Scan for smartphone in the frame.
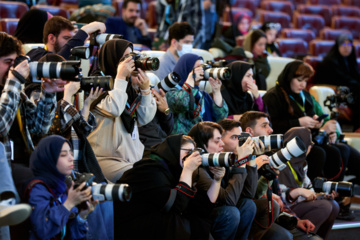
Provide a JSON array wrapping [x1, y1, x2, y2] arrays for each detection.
[[316, 114, 329, 121]]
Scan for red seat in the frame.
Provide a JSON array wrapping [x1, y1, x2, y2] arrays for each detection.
[[308, 0, 341, 5], [112, 0, 123, 17], [232, 0, 257, 17], [297, 4, 332, 26], [260, 1, 294, 17], [320, 28, 353, 41], [223, 7, 253, 22], [145, 1, 157, 28], [0, 18, 19, 36], [354, 44, 360, 58], [293, 13, 325, 36], [31, 5, 70, 18], [259, 10, 291, 28], [332, 16, 360, 39], [276, 38, 308, 58], [0, 1, 28, 19], [304, 55, 323, 70], [281, 28, 316, 43], [343, 0, 360, 7], [309, 40, 335, 57], [332, 6, 360, 18]]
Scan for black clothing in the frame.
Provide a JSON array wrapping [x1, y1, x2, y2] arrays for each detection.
[[14, 9, 48, 44], [266, 43, 281, 57], [253, 55, 270, 90]]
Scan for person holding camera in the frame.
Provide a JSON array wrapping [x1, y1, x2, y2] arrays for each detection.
[[114, 134, 225, 239], [28, 135, 98, 239], [166, 53, 228, 134], [87, 39, 156, 182], [187, 121, 259, 240]]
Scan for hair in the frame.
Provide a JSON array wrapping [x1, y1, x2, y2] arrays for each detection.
[[218, 119, 241, 132], [38, 53, 65, 63], [168, 22, 195, 44], [43, 16, 74, 44], [240, 111, 269, 130], [294, 62, 314, 80], [250, 29, 267, 51], [123, 0, 142, 9], [188, 122, 223, 150], [0, 32, 22, 57], [181, 135, 195, 147]]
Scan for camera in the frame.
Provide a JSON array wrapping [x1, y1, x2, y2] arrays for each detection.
[[275, 212, 298, 230], [184, 148, 236, 167], [122, 52, 160, 71], [13, 55, 30, 68], [90, 30, 124, 46], [81, 76, 113, 94], [238, 133, 284, 151], [153, 72, 180, 93], [199, 64, 232, 81], [70, 46, 90, 60], [313, 177, 353, 197], [268, 136, 306, 170], [258, 164, 278, 181], [324, 86, 354, 119], [29, 60, 82, 82], [313, 130, 329, 146]]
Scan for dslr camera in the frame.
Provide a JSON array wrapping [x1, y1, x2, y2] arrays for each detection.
[[238, 132, 284, 151], [184, 148, 236, 167], [122, 52, 160, 71], [13, 55, 30, 68], [313, 177, 353, 197], [324, 86, 354, 119], [199, 63, 232, 81], [313, 130, 329, 146], [90, 30, 124, 46], [152, 71, 180, 93]]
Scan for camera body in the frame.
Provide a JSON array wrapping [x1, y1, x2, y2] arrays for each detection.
[[153, 71, 180, 93], [313, 130, 329, 146], [313, 177, 353, 197], [123, 52, 160, 71], [324, 86, 354, 119], [206, 60, 227, 68], [238, 133, 284, 151], [199, 64, 232, 81], [258, 164, 278, 180], [275, 212, 298, 230], [90, 30, 124, 46], [183, 148, 236, 167], [13, 55, 30, 68]]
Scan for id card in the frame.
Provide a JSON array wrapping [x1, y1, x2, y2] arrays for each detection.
[[132, 125, 138, 140]]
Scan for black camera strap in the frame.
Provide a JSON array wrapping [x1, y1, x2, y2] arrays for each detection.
[[233, 155, 251, 168], [124, 94, 142, 117], [254, 182, 274, 229], [182, 83, 203, 119]]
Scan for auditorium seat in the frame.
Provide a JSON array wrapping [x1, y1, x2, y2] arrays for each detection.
[[260, 1, 294, 17], [354, 44, 360, 58], [141, 50, 165, 59], [0, 18, 19, 36], [192, 49, 214, 62], [59, 0, 78, 9], [304, 55, 323, 70], [309, 40, 334, 57], [332, 16, 360, 39], [266, 56, 294, 90], [112, 0, 123, 17], [281, 28, 316, 43], [308, 0, 341, 5], [332, 6, 360, 18], [276, 38, 308, 58], [293, 13, 325, 36], [297, 4, 332, 26], [259, 10, 291, 28], [320, 28, 353, 41], [146, 1, 157, 28], [232, 0, 257, 17], [343, 0, 360, 7], [223, 7, 253, 22], [0, 1, 28, 19], [31, 5, 70, 18]]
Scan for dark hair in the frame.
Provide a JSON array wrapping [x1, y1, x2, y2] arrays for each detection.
[[250, 29, 267, 51], [43, 16, 74, 44], [181, 135, 195, 147], [188, 122, 223, 151], [294, 62, 314, 79], [240, 111, 269, 130], [123, 0, 142, 9], [168, 22, 195, 44], [218, 119, 241, 132], [38, 53, 65, 63], [0, 32, 22, 57]]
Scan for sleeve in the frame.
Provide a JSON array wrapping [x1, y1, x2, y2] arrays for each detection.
[[136, 93, 157, 127], [57, 29, 89, 60], [0, 79, 22, 137], [67, 212, 88, 239], [166, 88, 191, 114], [24, 89, 56, 135], [157, 111, 174, 135], [212, 98, 229, 122], [254, 95, 265, 113], [255, 176, 270, 199], [241, 165, 258, 198]]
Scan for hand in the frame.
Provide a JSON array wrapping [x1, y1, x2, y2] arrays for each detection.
[[137, 69, 150, 90], [134, 18, 148, 36], [183, 151, 202, 173], [299, 116, 319, 129], [297, 219, 315, 234], [186, 66, 204, 87], [237, 137, 254, 159], [328, 132, 337, 144], [78, 199, 99, 219], [84, 87, 104, 106], [81, 21, 106, 35], [209, 167, 225, 182], [9, 59, 30, 80], [247, 79, 259, 99], [63, 182, 92, 211], [255, 155, 269, 170], [299, 188, 316, 201], [42, 79, 68, 93], [152, 88, 169, 113], [63, 82, 80, 103], [253, 139, 266, 155], [272, 193, 284, 211], [116, 56, 135, 79], [312, 115, 323, 129], [208, 77, 222, 94], [203, 0, 212, 10], [320, 120, 337, 133]]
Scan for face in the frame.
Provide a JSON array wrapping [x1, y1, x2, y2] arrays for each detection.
[[265, 29, 277, 44], [290, 76, 308, 94], [176, 34, 194, 51], [122, 47, 134, 79], [338, 40, 353, 57], [205, 129, 224, 153], [54, 29, 74, 53], [122, 2, 141, 25], [253, 37, 267, 56], [194, 59, 203, 68], [56, 142, 74, 176], [0, 53, 17, 83], [222, 127, 242, 153], [241, 68, 255, 92], [247, 117, 273, 137], [179, 142, 195, 167], [238, 18, 250, 34]]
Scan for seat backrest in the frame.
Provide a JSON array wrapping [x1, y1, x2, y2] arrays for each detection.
[[112, 0, 123, 17], [343, 0, 360, 7], [145, 1, 157, 28], [192, 49, 214, 62], [22, 44, 45, 54], [276, 38, 308, 58], [31, 5, 70, 18], [266, 56, 294, 90], [141, 50, 165, 59], [281, 28, 316, 43], [297, 4, 332, 26], [232, 0, 257, 17], [260, 1, 294, 17], [304, 55, 323, 70], [319, 28, 352, 40], [259, 10, 291, 28], [332, 6, 360, 17], [331, 16, 360, 39], [133, 44, 151, 51], [309, 86, 335, 114], [308, 0, 341, 5], [208, 48, 226, 58], [0, 1, 28, 18], [223, 7, 253, 22], [309, 40, 334, 57], [354, 44, 360, 58], [293, 13, 325, 36], [0, 18, 19, 36]]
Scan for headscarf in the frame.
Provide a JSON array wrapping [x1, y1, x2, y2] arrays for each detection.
[[235, 13, 251, 36], [14, 9, 50, 44], [30, 135, 71, 196], [242, 29, 267, 55], [173, 53, 203, 86], [221, 61, 254, 115], [278, 127, 312, 188], [276, 60, 303, 95]]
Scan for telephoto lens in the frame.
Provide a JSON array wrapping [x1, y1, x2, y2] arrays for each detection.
[[252, 134, 284, 150], [134, 56, 160, 71], [70, 46, 90, 59], [29, 60, 82, 81], [95, 33, 124, 46], [201, 64, 232, 81], [81, 76, 114, 94], [238, 132, 251, 146], [268, 136, 306, 171], [91, 183, 132, 202], [201, 152, 236, 167], [153, 72, 180, 93], [313, 177, 354, 197]]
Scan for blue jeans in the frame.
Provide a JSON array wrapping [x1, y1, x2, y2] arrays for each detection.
[[236, 198, 257, 240]]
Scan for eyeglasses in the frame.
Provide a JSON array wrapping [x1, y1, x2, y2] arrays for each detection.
[[266, 22, 281, 30], [341, 42, 353, 47]]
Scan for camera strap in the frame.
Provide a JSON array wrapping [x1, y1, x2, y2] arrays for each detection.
[[289, 91, 306, 114], [124, 95, 142, 117], [10, 69, 26, 84], [253, 182, 274, 229], [182, 83, 203, 119], [233, 155, 251, 167], [287, 162, 303, 187]]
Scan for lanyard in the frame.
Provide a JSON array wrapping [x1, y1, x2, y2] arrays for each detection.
[[182, 83, 203, 119], [125, 94, 142, 117], [287, 162, 303, 187], [289, 91, 306, 114]]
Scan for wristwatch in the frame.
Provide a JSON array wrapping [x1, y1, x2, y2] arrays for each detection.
[[164, 108, 170, 116]]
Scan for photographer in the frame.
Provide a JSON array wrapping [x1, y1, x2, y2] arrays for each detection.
[[87, 39, 156, 182], [166, 53, 228, 134], [28, 135, 98, 239], [188, 121, 258, 240]]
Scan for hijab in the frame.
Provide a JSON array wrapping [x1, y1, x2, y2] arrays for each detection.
[[235, 13, 251, 36], [14, 9, 50, 44], [276, 60, 303, 95], [278, 127, 312, 188], [243, 29, 267, 55], [30, 135, 71, 196], [173, 53, 203, 86], [222, 61, 254, 115]]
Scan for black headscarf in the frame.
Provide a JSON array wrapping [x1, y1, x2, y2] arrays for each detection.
[[221, 61, 254, 115], [14, 9, 49, 44], [276, 60, 303, 95], [278, 127, 312, 188], [30, 135, 71, 196]]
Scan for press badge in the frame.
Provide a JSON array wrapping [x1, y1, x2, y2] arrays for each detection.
[[132, 125, 138, 140]]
